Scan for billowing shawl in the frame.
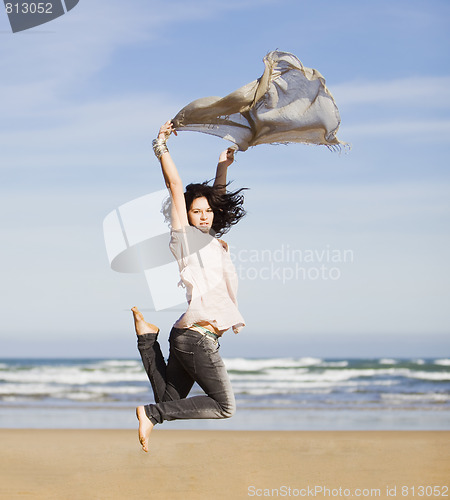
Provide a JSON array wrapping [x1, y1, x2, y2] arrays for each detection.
[[172, 50, 345, 151]]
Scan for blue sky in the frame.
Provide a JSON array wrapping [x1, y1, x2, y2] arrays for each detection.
[[0, 0, 449, 358]]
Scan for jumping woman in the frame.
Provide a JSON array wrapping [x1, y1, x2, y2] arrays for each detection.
[[132, 120, 247, 452]]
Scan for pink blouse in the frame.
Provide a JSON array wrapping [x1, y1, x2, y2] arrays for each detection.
[[170, 226, 245, 334]]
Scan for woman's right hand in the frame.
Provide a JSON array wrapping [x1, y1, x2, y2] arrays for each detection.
[[158, 120, 177, 140]]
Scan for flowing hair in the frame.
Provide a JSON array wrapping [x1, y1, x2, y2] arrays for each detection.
[[162, 180, 248, 237]]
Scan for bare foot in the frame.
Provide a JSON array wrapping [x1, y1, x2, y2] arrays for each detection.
[[131, 307, 159, 336], [136, 405, 154, 452]]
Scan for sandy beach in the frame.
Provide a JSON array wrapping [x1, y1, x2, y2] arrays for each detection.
[[0, 430, 448, 499]]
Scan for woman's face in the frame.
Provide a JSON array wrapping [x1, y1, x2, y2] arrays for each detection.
[[188, 196, 214, 232]]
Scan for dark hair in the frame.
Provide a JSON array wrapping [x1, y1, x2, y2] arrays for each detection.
[[162, 180, 248, 237]]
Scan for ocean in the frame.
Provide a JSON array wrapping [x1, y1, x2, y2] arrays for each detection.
[[0, 357, 449, 430]]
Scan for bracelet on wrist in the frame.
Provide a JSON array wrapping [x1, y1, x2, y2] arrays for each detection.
[[152, 138, 169, 160]]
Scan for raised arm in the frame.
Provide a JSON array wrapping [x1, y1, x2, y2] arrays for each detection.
[[213, 147, 235, 194], [153, 121, 189, 230]]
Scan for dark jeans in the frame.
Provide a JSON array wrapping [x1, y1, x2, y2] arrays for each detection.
[[137, 327, 236, 425]]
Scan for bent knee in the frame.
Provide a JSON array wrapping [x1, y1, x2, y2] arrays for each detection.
[[219, 399, 236, 419]]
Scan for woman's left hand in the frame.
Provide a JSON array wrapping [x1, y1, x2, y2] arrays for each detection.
[[218, 148, 235, 167]]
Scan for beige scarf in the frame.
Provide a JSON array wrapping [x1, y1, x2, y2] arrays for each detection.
[[172, 50, 345, 151]]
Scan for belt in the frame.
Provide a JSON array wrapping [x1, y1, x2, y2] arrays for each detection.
[[192, 323, 220, 342]]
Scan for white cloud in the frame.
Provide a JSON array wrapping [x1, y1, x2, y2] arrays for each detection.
[[0, 0, 280, 169], [0, 92, 183, 169], [0, 0, 275, 89], [332, 76, 450, 108], [340, 118, 450, 141], [329, 76, 450, 140]]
